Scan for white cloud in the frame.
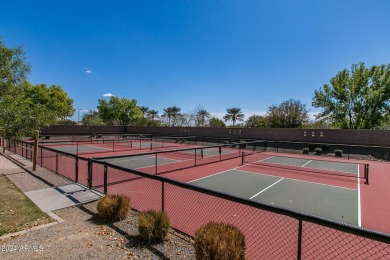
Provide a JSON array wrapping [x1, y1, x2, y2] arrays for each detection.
[[82, 67, 93, 74], [103, 93, 115, 97]]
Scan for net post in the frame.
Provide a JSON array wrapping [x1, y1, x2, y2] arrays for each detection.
[[347, 146, 350, 160], [112, 140, 115, 152], [241, 152, 245, 165], [201, 148, 204, 159], [76, 141, 79, 156], [150, 142, 153, 151], [103, 163, 108, 194], [365, 164, 369, 185]]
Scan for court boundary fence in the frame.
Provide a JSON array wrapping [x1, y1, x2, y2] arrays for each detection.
[[3, 138, 390, 259]]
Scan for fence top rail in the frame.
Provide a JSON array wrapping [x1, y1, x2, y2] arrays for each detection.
[[92, 140, 266, 160], [266, 140, 390, 150], [91, 158, 390, 243]]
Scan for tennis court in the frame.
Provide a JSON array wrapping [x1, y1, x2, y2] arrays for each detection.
[[189, 168, 359, 225]]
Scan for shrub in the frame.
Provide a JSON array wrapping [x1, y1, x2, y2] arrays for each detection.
[[314, 148, 322, 155], [194, 221, 246, 260], [334, 149, 343, 157], [302, 148, 309, 154], [138, 210, 170, 244], [96, 194, 130, 222]]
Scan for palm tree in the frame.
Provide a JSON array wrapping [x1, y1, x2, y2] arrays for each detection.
[[223, 107, 244, 128], [147, 109, 159, 120], [196, 109, 210, 127], [162, 107, 173, 126], [138, 106, 149, 118], [170, 106, 181, 126]]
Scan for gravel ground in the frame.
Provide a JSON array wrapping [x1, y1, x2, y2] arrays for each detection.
[[0, 153, 195, 259], [0, 201, 195, 259]]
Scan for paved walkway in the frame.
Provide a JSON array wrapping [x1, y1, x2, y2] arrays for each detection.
[[0, 151, 102, 219]]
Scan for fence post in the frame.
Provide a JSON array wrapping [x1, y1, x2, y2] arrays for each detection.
[[104, 163, 108, 194], [88, 159, 92, 189], [297, 220, 303, 260], [75, 157, 79, 182], [161, 181, 165, 212], [155, 153, 158, 174], [55, 153, 59, 174], [40, 146, 43, 166], [194, 148, 197, 167]]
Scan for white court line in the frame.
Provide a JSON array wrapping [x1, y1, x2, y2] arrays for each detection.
[[301, 160, 312, 167], [258, 156, 275, 162], [358, 164, 361, 227], [187, 165, 244, 183], [250, 178, 284, 200]]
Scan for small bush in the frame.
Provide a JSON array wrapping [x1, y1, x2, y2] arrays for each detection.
[[334, 149, 343, 157], [314, 148, 322, 155], [194, 221, 246, 260], [96, 194, 130, 222], [302, 148, 309, 154], [138, 210, 170, 244]]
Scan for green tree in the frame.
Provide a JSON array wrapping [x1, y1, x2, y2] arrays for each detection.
[[0, 38, 31, 97], [21, 82, 74, 120], [162, 106, 181, 126], [171, 106, 181, 126], [0, 40, 75, 138], [223, 108, 244, 128], [267, 99, 308, 128], [313, 63, 390, 129], [82, 110, 105, 126], [146, 110, 159, 120], [195, 107, 210, 127], [97, 96, 142, 125], [138, 106, 149, 118], [245, 114, 268, 128], [56, 119, 77, 125], [208, 117, 226, 127]]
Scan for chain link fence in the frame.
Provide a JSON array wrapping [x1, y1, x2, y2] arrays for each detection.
[[3, 138, 390, 259]]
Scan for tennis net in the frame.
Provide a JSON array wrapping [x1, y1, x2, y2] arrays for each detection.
[[241, 152, 369, 184]]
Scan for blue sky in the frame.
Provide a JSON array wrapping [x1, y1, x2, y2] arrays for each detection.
[[1, 0, 390, 122]]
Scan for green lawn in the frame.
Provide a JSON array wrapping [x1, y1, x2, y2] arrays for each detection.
[[0, 175, 53, 236]]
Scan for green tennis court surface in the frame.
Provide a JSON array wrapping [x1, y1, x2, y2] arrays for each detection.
[[189, 169, 359, 225], [51, 145, 111, 153], [101, 155, 178, 170], [260, 156, 359, 174]]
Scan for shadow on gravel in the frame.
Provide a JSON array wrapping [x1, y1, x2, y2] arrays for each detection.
[[77, 203, 171, 260]]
